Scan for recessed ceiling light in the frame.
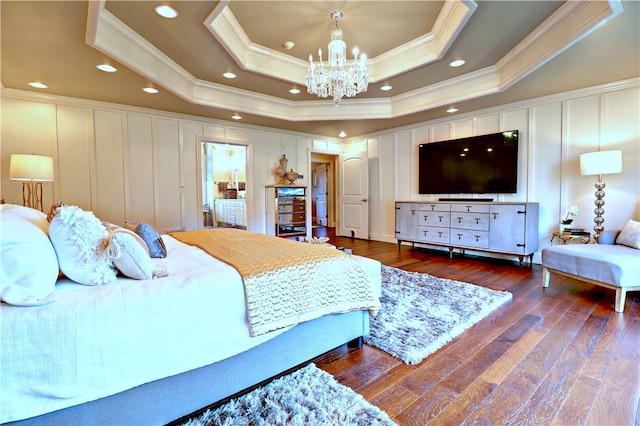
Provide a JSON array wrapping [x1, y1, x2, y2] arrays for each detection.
[[380, 85, 392, 91], [28, 82, 48, 89], [231, 114, 242, 120], [143, 87, 159, 94], [155, 5, 178, 19], [289, 88, 301, 94], [96, 64, 117, 73], [446, 107, 458, 113], [223, 72, 236, 79], [283, 41, 295, 50], [339, 131, 347, 138], [449, 59, 466, 67]]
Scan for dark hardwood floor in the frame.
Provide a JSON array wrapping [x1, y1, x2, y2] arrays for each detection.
[[311, 227, 640, 425]]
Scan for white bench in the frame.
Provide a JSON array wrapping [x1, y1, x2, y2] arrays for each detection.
[[542, 230, 640, 312]]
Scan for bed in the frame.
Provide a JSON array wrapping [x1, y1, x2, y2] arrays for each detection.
[[0, 204, 382, 425]]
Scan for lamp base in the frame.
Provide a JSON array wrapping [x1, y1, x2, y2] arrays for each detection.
[[22, 181, 44, 212], [592, 176, 605, 242]]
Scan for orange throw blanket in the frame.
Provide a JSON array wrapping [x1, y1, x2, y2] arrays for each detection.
[[170, 229, 380, 336]]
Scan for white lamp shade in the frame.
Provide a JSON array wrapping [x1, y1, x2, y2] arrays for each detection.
[[9, 154, 54, 182], [580, 150, 622, 176]]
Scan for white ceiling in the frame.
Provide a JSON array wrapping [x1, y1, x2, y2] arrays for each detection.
[[1, 1, 638, 139]]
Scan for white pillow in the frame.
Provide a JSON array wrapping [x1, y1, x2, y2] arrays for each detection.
[[49, 205, 117, 285], [616, 219, 640, 249], [109, 232, 155, 280], [0, 204, 58, 306]]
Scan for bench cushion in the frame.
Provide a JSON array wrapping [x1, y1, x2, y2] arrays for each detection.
[[542, 244, 640, 288]]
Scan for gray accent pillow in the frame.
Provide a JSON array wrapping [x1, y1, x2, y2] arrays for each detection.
[[125, 221, 167, 258]]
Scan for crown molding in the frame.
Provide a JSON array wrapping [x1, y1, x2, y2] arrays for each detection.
[[84, 0, 621, 123], [496, 0, 623, 90]]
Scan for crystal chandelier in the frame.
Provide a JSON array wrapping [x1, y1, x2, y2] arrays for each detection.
[[306, 11, 369, 106]]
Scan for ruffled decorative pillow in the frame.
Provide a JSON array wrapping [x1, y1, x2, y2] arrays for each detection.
[[616, 219, 640, 249], [0, 204, 58, 306], [49, 206, 117, 285]]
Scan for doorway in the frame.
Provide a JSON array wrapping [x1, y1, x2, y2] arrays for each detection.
[[201, 141, 247, 229], [310, 153, 337, 229]]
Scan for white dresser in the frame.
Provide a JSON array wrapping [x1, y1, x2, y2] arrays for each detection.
[[395, 201, 539, 265], [214, 199, 246, 228]]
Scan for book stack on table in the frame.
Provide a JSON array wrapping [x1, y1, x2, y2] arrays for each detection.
[[562, 228, 590, 235]]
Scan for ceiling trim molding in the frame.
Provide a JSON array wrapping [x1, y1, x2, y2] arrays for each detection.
[[87, 1, 196, 100], [206, 0, 477, 85], [392, 67, 500, 115], [3, 78, 637, 140], [369, 0, 477, 81], [496, 0, 623, 90], [203, 4, 309, 85], [85, 0, 621, 123]]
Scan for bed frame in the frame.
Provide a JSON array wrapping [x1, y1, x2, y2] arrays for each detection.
[[8, 310, 369, 425]]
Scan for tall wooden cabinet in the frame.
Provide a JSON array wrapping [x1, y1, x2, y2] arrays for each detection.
[[266, 186, 307, 237], [395, 201, 539, 265]]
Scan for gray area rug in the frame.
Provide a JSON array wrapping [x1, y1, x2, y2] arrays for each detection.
[[181, 363, 395, 426], [365, 265, 512, 365]]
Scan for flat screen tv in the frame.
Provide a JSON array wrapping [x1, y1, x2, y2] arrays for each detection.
[[419, 130, 519, 194]]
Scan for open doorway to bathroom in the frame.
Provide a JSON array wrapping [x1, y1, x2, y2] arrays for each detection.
[[201, 141, 247, 229], [310, 153, 337, 230]]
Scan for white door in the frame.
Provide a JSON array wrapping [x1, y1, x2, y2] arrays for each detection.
[[338, 151, 369, 239], [316, 164, 328, 226]]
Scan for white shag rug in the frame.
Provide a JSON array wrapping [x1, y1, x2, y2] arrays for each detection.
[[365, 265, 512, 365], [181, 363, 396, 426]]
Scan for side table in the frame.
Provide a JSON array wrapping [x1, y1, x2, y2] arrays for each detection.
[[550, 232, 591, 245]]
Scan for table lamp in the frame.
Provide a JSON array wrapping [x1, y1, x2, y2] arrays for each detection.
[[9, 154, 54, 212], [579, 150, 622, 241]]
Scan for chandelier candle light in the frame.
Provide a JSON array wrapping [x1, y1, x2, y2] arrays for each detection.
[[306, 11, 369, 106]]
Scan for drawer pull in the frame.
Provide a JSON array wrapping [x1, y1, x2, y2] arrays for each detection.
[[457, 217, 463, 223], [475, 217, 481, 224], [438, 215, 444, 222]]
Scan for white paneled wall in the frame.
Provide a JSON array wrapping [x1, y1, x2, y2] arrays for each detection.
[[347, 79, 639, 262], [1, 79, 638, 264], [0, 93, 343, 234]]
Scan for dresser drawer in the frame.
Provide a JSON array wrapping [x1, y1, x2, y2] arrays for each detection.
[[451, 204, 490, 214], [450, 212, 489, 231], [416, 226, 450, 244], [419, 203, 450, 212], [417, 210, 450, 227], [450, 230, 489, 248]]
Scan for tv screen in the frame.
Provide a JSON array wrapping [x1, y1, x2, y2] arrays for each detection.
[[419, 130, 519, 194]]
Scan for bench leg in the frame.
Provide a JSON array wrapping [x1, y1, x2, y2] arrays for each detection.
[[614, 288, 627, 313], [542, 267, 551, 288]]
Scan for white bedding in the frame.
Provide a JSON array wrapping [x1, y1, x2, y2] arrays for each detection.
[[0, 235, 293, 423]]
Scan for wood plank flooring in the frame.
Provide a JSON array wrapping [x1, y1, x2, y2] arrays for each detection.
[[312, 227, 640, 425]]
